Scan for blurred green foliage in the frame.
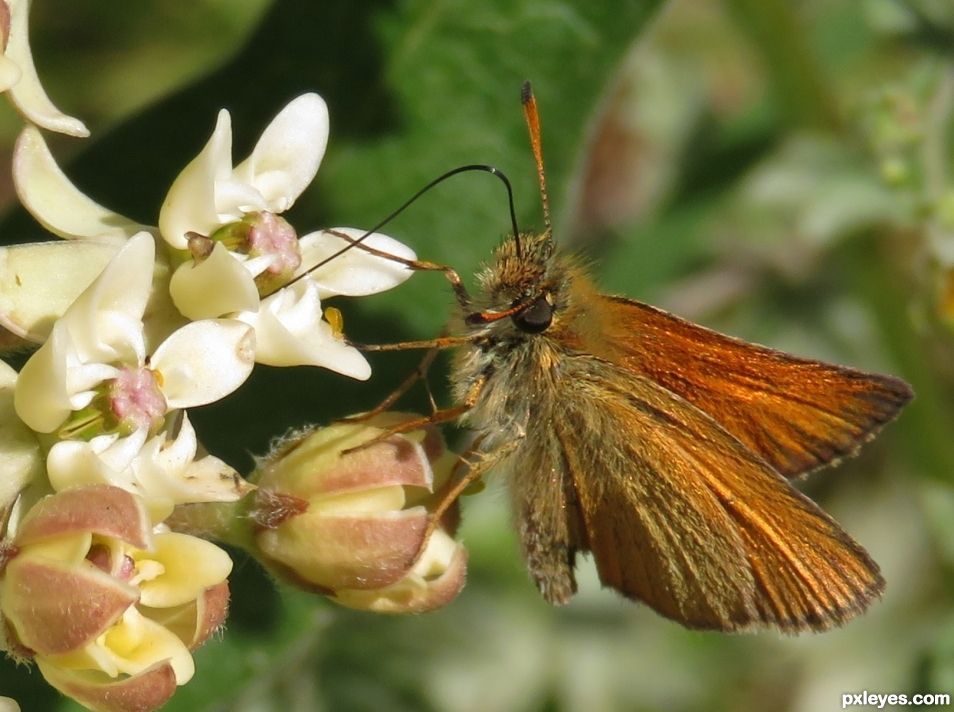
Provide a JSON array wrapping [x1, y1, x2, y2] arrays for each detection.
[[2, 0, 954, 710]]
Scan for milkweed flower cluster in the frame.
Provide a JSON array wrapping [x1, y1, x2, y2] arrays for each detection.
[[0, 5, 468, 710]]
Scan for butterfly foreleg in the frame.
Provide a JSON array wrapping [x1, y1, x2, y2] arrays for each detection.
[[326, 228, 471, 309], [339, 347, 441, 426], [341, 372, 487, 456]]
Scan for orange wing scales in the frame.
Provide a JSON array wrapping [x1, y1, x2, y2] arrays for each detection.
[[593, 296, 912, 478], [546, 356, 883, 632]]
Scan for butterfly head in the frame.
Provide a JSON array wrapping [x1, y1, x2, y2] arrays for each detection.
[[465, 231, 566, 335]]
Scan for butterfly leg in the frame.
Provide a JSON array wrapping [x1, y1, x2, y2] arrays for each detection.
[[423, 432, 519, 543], [326, 228, 471, 308], [350, 334, 478, 352], [341, 373, 487, 455], [339, 347, 441, 425]]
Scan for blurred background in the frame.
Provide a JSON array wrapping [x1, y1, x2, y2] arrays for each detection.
[[1, 0, 953, 710]]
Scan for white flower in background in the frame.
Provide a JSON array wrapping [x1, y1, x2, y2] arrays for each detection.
[[5, 94, 417, 378], [0, 0, 88, 136], [159, 93, 329, 253], [13, 233, 255, 506]]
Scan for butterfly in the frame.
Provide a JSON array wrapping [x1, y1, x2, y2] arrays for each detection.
[[350, 82, 912, 632]]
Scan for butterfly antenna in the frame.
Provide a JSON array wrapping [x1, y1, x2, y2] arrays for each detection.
[[521, 81, 552, 239], [274, 163, 520, 295]]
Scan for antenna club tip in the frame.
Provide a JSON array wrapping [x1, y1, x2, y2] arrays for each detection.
[[521, 80, 533, 105]]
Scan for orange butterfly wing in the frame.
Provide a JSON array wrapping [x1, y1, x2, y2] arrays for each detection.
[[546, 356, 883, 631], [591, 296, 912, 478]]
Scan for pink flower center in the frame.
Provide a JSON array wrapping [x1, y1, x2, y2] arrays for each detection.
[[246, 211, 302, 275], [109, 367, 167, 433]]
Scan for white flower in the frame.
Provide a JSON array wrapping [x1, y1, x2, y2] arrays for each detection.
[[1, 0, 88, 136], [45, 412, 252, 518], [233, 227, 417, 376], [159, 93, 328, 250], [159, 94, 328, 326], [158, 93, 416, 375], [14, 233, 255, 436], [0, 358, 43, 520]]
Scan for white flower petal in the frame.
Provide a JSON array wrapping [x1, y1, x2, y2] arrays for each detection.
[[5, 0, 88, 137], [58, 232, 154, 364], [93, 429, 151, 474], [12, 126, 148, 241], [171, 452, 247, 501], [169, 242, 260, 320], [46, 429, 149, 495], [298, 228, 416, 298], [242, 253, 276, 279], [0, 54, 22, 92], [121, 413, 249, 507], [62, 361, 119, 411], [46, 438, 128, 492], [0, 360, 42, 512], [150, 319, 255, 408], [0, 239, 120, 341], [159, 109, 234, 249], [15, 323, 72, 432], [213, 177, 266, 217], [152, 412, 198, 472], [239, 283, 370, 377], [233, 93, 328, 211]]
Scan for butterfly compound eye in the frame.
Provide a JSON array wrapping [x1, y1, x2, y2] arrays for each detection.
[[512, 295, 553, 333]]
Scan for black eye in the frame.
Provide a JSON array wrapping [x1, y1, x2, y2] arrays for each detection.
[[512, 296, 553, 333]]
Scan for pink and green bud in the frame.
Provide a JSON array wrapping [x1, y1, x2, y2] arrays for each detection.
[[0, 485, 232, 711], [333, 527, 467, 614], [247, 413, 467, 613], [1, 485, 151, 658], [36, 658, 178, 712]]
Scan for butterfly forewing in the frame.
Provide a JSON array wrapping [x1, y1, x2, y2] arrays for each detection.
[[590, 296, 912, 478], [537, 355, 883, 632]]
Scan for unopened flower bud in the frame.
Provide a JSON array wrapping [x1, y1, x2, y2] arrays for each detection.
[[333, 527, 467, 614], [0, 485, 232, 710], [248, 414, 467, 613]]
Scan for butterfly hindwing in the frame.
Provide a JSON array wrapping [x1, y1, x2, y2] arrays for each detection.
[[534, 355, 884, 631]]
